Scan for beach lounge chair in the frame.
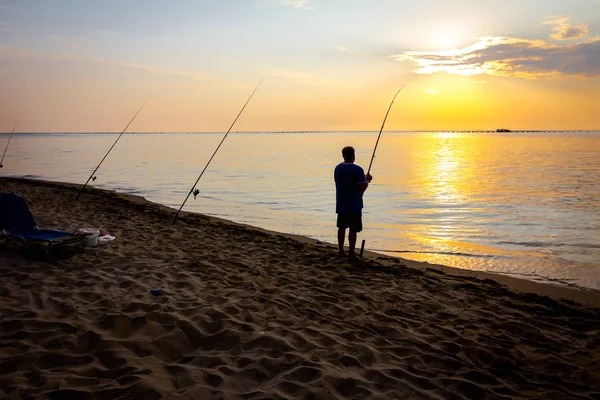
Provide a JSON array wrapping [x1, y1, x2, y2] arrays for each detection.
[[0, 193, 86, 255]]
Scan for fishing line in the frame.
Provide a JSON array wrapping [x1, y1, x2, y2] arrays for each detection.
[[172, 79, 264, 225], [0, 122, 18, 168], [76, 96, 151, 200]]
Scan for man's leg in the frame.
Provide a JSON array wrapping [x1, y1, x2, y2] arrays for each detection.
[[338, 227, 347, 257], [348, 229, 357, 259]]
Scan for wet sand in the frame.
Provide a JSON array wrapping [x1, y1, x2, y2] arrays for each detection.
[[1, 177, 599, 399]]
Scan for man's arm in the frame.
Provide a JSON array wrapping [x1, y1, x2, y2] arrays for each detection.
[[359, 173, 373, 192]]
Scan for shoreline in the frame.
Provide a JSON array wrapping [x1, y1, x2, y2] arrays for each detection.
[[3, 176, 599, 308], [1, 176, 599, 399]]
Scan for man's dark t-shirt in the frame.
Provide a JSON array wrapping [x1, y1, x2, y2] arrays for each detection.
[[334, 162, 367, 214]]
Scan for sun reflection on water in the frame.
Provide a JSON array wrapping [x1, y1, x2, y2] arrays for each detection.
[[405, 132, 488, 260]]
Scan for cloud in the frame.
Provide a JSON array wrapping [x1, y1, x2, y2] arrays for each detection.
[[91, 57, 217, 82], [0, 44, 242, 86], [392, 36, 600, 79], [268, 68, 350, 87], [0, 4, 15, 11], [267, 0, 313, 9], [545, 17, 589, 40], [426, 89, 438, 95]]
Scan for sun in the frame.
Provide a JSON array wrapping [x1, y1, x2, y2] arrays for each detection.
[[430, 24, 467, 50]]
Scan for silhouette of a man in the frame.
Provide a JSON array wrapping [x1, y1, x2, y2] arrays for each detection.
[[334, 146, 372, 260]]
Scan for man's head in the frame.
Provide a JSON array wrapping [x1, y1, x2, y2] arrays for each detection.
[[342, 146, 355, 163]]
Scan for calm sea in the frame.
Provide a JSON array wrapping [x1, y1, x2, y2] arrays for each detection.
[[1, 131, 599, 291]]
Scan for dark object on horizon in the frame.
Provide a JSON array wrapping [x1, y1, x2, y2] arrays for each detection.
[[496, 128, 511, 132], [0, 122, 18, 169], [173, 79, 264, 225], [367, 86, 405, 175], [76, 96, 151, 200], [0, 193, 86, 255]]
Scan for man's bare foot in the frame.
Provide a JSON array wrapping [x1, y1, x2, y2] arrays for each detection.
[[339, 250, 347, 258], [347, 253, 359, 261]]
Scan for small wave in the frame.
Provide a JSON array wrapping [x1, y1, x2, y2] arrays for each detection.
[[371, 249, 495, 258], [192, 195, 222, 201], [499, 241, 600, 250], [112, 187, 137, 193], [499, 241, 552, 247], [572, 243, 600, 249]]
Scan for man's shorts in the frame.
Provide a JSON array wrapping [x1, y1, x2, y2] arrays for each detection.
[[336, 212, 362, 232]]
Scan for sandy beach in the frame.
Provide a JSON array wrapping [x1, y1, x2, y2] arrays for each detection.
[[1, 177, 599, 399]]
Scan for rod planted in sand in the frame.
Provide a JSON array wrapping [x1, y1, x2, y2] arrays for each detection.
[[0, 122, 18, 168], [76, 96, 151, 200], [172, 79, 264, 225], [366, 86, 405, 176]]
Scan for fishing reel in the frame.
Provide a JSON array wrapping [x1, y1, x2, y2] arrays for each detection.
[[193, 189, 200, 199], [92, 176, 97, 181]]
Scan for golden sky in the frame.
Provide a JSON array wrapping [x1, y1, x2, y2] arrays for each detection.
[[0, 0, 599, 132]]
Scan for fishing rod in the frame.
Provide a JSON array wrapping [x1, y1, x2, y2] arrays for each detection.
[[76, 96, 151, 200], [172, 79, 264, 225], [360, 86, 405, 260], [366, 85, 405, 176], [0, 122, 18, 168]]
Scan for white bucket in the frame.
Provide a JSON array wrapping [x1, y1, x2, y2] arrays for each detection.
[[78, 228, 100, 248]]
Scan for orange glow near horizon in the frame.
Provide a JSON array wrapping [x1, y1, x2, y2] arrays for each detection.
[[2, 73, 599, 133], [0, 38, 599, 132]]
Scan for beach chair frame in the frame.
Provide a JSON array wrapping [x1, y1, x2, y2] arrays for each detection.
[[1, 229, 86, 256], [0, 193, 87, 256]]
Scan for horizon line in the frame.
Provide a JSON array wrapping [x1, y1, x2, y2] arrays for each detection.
[[1, 129, 599, 134]]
